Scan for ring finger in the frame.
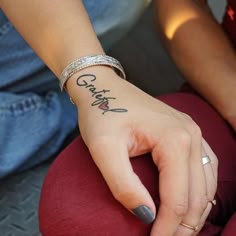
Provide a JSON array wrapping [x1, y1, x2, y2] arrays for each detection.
[[175, 131, 208, 236], [194, 139, 218, 234]]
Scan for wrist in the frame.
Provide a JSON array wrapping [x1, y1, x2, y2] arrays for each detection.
[[65, 66, 123, 108]]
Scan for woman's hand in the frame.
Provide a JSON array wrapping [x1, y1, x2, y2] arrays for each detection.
[[67, 67, 218, 235]]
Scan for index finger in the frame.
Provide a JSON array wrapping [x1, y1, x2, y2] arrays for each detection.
[[150, 133, 190, 236], [88, 136, 156, 224]]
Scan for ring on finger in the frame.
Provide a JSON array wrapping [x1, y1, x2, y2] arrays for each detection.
[[208, 199, 216, 206], [202, 155, 211, 165], [180, 222, 199, 232]]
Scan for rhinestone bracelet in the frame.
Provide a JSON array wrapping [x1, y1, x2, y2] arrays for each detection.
[[59, 55, 126, 91]]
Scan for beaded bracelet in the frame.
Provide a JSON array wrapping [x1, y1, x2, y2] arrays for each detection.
[[59, 55, 126, 91]]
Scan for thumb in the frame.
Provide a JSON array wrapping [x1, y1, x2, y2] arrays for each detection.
[[88, 137, 156, 224]]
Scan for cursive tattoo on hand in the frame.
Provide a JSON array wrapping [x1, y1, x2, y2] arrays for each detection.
[[76, 74, 128, 115]]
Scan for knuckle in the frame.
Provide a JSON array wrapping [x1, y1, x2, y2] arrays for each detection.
[[159, 129, 191, 158], [112, 182, 136, 203], [201, 195, 209, 210], [191, 195, 209, 214], [172, 200, 189, 218], [187, 122, 202, 138], [166, 128, 191, 146], [182, 113, 193, 120], [174, 130, 192, 149]]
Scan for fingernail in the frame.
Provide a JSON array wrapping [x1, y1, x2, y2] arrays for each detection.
[[132, 205, 155, 224]]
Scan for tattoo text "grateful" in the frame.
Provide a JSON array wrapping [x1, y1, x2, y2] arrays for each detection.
[[76, 74, 128, 114]]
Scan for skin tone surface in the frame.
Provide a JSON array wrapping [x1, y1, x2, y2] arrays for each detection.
[[0, 0, 219, 235], [155, 0, 236, 131]]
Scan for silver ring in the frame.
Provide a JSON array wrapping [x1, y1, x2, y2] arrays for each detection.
[[202, 155, 211, 165]]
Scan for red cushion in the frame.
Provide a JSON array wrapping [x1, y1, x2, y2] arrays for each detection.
[[222, 213, 236, 236]]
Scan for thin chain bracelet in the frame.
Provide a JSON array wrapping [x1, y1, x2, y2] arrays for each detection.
[[59, 54, 126, 91]]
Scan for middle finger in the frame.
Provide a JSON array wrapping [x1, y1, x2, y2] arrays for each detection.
[[176, 126, 208, 236], [193, 140, 218, 234]]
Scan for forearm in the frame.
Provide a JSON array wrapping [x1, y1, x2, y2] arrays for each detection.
[[0, 0, 104, 78], [155, 0, 236, 122]]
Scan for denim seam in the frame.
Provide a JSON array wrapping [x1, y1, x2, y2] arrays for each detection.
[[0, 93, 55, 117]]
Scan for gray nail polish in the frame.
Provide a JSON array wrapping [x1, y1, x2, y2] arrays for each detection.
[[132, 205, 155, 224]]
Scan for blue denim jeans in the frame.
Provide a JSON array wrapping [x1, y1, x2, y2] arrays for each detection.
[[0, 0, 150, 178]]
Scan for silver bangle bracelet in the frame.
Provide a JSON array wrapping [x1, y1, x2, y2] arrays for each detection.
[[59, 54, 126, 91]]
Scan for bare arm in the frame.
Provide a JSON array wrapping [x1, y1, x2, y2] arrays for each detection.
[[155, 0, 236, 129], [0, 0, 104, 77], [0, 0, 118, 109]]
